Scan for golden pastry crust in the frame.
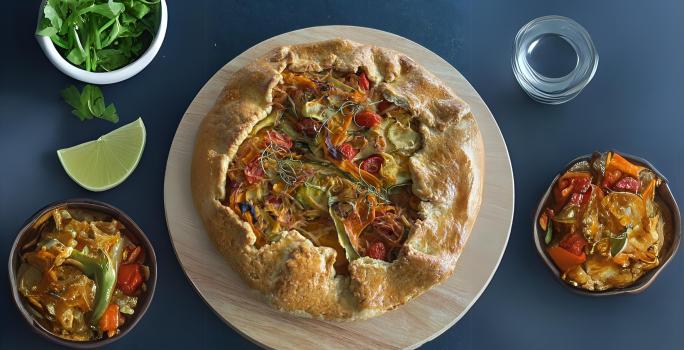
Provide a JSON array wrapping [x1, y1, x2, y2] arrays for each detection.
[[191, 39, 484, 320]]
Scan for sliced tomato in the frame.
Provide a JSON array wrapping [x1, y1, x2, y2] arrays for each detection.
[[571, 176, 591, 193], [360, 155, 384, 174], [355, 111, 383, 128], [612, 176, 640, 193], [377, 100, 393, 114], [358, 72, 370, 91], [555, 174, 592, 207], [265, 195, 282, 207], [366, 241, 386, 260], [559, 233, 588, 256], [297, 118, 322, 137], [266, 130, 293, 150], [569, 193, 582, 206], [602, 169, 622, 189], [569, 186, 593, 207], [117, 263, 143, 295], [244, 159, 265, 184], [338, 143, 358, 161]]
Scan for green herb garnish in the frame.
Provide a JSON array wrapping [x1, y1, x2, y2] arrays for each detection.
[[37, 0, 161, 72], [544, 220, 553, 245], [61, 84, 119, 123], [610, 228, 629, 257]]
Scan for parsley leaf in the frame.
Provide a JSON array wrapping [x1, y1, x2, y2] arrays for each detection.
[[37, 0, 161, 72], [61, 85, 119, 123]]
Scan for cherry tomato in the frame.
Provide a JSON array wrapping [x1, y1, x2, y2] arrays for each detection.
[[569, 186, 593, 206], [265, 195, 282, 207], [360, 155, 384, 173], [117, 263, 143, 295], [366, 241, 386, 260], [355, 111, 383, 128], [377, 100, 393, 113], [358, 72, 370, 91], [602, 169, 622, 189], [613, 176, 640, 193], [559, 176, 590, 193], [297, 118, 322, 137], [244, 159, 265, 184], [266, 130, 293, 150], [338, 143, 358, 161], [556, 175, 592, 207], [569, 193, 583, 206], [559, 233, 588, 256], [571, 177, 591, 193]]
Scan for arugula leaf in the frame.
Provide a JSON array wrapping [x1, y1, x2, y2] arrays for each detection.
[[36, 21, 58, 37], [61, 85, 119, 123], [36, 0, 160, 72], [128, 2, 150, 19], [44, 2, 63, 29], [97, 49, 129, 71], [79, 1, 125, 19]]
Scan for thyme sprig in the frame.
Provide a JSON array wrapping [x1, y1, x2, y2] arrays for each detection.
[[259, 138, 303, 187]]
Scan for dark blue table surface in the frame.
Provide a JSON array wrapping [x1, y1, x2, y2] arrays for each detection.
[[2, 1, 683, 349]]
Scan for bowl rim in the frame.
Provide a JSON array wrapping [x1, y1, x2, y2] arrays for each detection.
[[35, 0, 168, 85], [532, 151, 681, 296], [8, 198, 158, 348]]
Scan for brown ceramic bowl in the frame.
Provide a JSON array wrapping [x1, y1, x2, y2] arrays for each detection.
[[533, 152, 681, 296], [8, 199, 157, 348]]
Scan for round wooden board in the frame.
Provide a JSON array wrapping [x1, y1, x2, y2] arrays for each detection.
[[164, 26, 514, 350]]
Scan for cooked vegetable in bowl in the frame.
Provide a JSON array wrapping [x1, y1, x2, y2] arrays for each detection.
[[9, 200, 156, 347], [534, 151, 680, 293]]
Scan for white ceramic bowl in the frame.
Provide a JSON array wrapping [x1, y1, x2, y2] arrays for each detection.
[[36, 0, 168, 85]]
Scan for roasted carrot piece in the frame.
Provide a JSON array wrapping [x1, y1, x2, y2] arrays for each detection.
[[98, 304, 119, 333], [547, 246, 586, 272]]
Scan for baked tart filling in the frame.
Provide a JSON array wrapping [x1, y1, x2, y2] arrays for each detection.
[[192, 39, 484, 319], [224, 69, 422, 272]]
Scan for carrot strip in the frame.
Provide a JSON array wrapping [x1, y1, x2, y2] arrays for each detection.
[[320, 132, 383, 189], [642, 179, 657, 202], [338, 159, 383, 188], [607, 153, 644, 178], [342, 196, 377, 250], [282, 72, 317, 91], [331, 114, 353, 145]]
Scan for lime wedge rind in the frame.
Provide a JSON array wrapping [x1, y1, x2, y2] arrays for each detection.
[[57, 118, 146, 192]]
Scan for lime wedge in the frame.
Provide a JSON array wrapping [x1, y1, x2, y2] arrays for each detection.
[[57, 118, 146, 192]]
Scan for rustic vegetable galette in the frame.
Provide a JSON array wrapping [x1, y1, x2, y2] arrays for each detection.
[[191, 39, 484, 320]]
